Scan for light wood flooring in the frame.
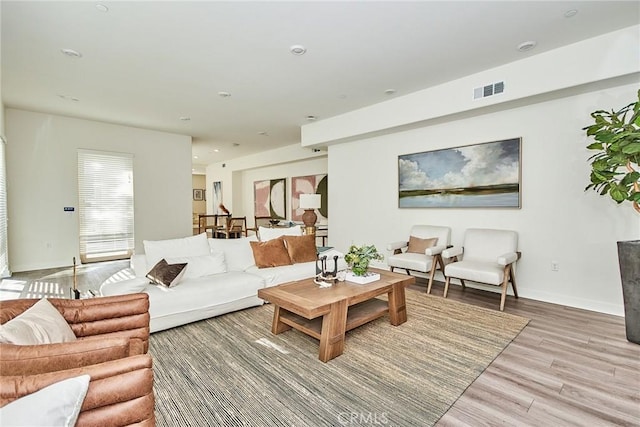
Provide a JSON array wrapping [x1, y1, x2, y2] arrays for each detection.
[[3, 262, 639, 426]]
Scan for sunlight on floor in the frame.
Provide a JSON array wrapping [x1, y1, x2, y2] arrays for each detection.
[[0, 279, 27, 300], [22, 281, 66, 299]]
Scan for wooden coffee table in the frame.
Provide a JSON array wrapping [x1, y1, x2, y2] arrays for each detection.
[[257, 268, 415, 362]]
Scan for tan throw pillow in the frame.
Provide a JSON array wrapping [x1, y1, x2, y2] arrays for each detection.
[[250, 238, 293, 268], [146, 259, 187, 288], [406, 236, 438, 254], [283, 234, 317, 264], [0, 298, 77, 345]]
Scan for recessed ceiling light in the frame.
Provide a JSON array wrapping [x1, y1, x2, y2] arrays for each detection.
[[305, 116, 317, 121], [218, 91, 231, 98], [258, 131, 268, 136], [290, 45, 307, 55], [193, 155, 198, 159], [61, 48, 82, 58], [564, 9, 578, 18], [213, 149, 220, 153], [95, 4, 109, 12], [58, 94, 79, 102], [517, 41, 537, 52], [179, 116, 191, 121], [384, 89, 396, 95]]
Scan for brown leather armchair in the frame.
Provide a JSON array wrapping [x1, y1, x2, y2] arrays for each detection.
[[0, 293, 150, 375], [0, 354, 155, 427]]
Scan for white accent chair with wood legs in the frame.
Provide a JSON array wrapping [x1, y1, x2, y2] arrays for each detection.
[[386, 225, 451, 294], [442, 228, 520, 311]]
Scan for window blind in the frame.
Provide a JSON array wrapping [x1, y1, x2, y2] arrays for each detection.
[[78, 150, 134, 263], [0, 135, 9, 277]]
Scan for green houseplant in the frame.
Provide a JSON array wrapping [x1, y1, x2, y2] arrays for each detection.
[[344, 244, 384, 276], [584, 89, 640, 213], [584, 89, 640, 344]]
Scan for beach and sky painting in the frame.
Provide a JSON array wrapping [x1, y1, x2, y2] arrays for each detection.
[[398, 138, 521, 208]]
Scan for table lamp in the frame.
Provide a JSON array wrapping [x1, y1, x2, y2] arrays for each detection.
[[299, 193, 321, 235]]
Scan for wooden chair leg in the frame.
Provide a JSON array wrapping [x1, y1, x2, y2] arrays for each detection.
[[500, 278, 508, 311], [460, 279, 466, 289], [509, 265, 519, 298], [427, 262, 437, 294], [443, 276, 451, 298]]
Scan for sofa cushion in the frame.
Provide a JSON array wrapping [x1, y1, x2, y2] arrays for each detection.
[[407, 236, 438, 254], [282, 234, 317, 263], [146, 259, 187, 288], [208, 236, 258, 272], [166, 252, 226, 279], [250, 238, 293, 268], [258, 225, 302, 241], [248, 261, 317, 287], [143, 232, 210, 267], [0, 298, 77, 345], [0, 374, 90, 427]]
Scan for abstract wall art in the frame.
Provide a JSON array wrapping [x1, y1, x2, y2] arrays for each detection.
[[254, 178, 287, 219], [291, 174, 328, 222]]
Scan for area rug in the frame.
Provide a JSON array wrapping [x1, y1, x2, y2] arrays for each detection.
[[150, 289, 529, 426]]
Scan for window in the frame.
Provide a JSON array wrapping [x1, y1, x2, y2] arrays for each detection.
[[0, 135, 9, 277], [78, 150, 134, 263]]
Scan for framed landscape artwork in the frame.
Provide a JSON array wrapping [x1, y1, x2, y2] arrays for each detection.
[[291, 174, 328, 222], [254, 178, 287, 219], [398, 138, 521, 208]]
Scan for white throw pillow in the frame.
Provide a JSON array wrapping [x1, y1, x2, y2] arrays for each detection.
[[208, 236, 258, 272], [166, 251, 227, 279], [0, 298, 77, 345], [0, 374, 90, 427], [99, 277, 149, 296], [258, 225, 303, 242], [143, 232, 210, 268]]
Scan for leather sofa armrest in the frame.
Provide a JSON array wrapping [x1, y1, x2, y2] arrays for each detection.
[[442, 246, 463, 259], [387, 241, 408, 252], [50, 294, 150, 353], [0, 336, 135, 376], [497, 252, 518, 266], [0, 354, 155, 427], [425, 244, 446, 256]]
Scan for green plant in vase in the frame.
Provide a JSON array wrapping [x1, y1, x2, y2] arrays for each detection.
[[345, 244, 384, 276]]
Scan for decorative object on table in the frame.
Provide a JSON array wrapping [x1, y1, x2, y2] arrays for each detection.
[[254, 178, 287, 220], [345, 244, 384, 276], [345, 270, 381, 284], [314, 254, 339, 287], [218, 203, 230, 215], [291, 174, 328, 222], [269, 219, 280, 226], [193, 189, 204, 201], [398, 137, 521, 208], [299, 193, 322, 235], [584, 89, 640, 344], [71, 257, 80, 299]]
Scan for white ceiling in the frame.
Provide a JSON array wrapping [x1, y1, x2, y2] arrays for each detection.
[[2, 1, 638, 170]]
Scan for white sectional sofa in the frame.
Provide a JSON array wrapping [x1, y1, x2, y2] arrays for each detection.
[[100, 231, 344, 333]]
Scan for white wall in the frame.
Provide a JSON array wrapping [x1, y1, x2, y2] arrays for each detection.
[[327, 84, 639, 317], [205, 143, 327, 218], [6, 109, 193, 271], [240, 157, 328, 225]]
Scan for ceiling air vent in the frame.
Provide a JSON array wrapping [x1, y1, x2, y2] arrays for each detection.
[[473, 81, 505, 100]]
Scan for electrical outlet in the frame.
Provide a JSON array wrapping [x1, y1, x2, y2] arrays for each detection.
[[551, 261, 559, 272]]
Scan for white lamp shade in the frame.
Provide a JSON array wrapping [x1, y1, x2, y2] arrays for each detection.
[[299, 193, 321, 209]]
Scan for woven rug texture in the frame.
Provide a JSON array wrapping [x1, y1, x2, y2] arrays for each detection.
[[150, 289, 529, 427]]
